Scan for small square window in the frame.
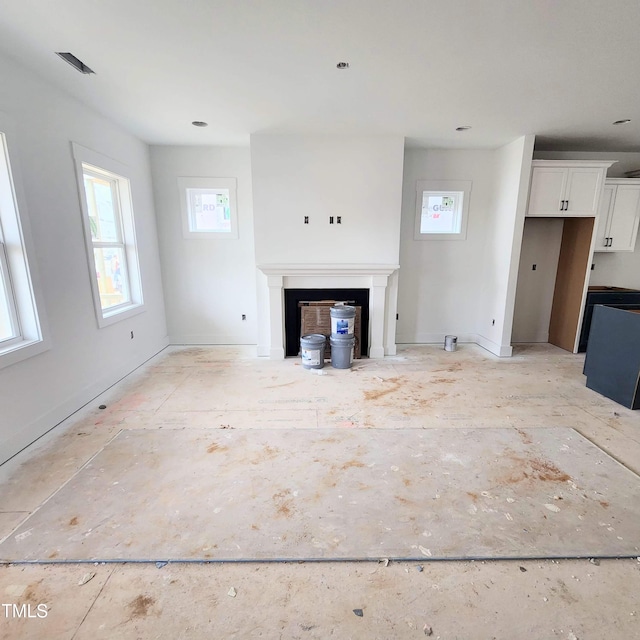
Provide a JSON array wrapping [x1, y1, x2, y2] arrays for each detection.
[[178, 177, 238, 239], [414, 180, 472, 240]]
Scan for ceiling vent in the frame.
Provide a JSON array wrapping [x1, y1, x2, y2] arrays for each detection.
[[55, 52, 95, 74]]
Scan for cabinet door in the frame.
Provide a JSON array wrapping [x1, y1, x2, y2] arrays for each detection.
[[608, 185, 640, 251], [564, 168, 603, 216], [527, 167, 567, 216], [593, 185, 614, 252]]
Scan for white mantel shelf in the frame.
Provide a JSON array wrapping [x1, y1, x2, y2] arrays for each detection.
[[256, 263, 400, 360], [257, 264, 400, 277]]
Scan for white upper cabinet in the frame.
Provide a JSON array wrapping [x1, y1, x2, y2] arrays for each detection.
[[526, 160, 613, 217], [594, 179, 640, 252]]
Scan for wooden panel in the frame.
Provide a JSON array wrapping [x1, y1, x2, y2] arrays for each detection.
[[548, 217, 594, 351]]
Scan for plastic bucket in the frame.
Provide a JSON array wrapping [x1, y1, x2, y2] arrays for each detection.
[[330, 334, 355, 369], [300, 334, 326, 369], [330, 305, 356, 336], [444, 335, 457, 352]]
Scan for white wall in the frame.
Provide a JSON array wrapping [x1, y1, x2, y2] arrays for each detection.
[[251, 134, 405, 357], [396, 148, 497, 345], [512, 218, 564, 342], [477, 136, 535, 355], [536, 150, 640, 290], [150, 146, 257, 343], [0, 52, 167, 464], [250, 134, 405, 265]]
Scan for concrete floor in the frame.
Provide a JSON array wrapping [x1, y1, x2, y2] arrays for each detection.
[[1, 343, 639, 639]]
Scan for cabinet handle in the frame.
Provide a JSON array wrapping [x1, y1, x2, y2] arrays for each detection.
[[559, 200, 564, 211], [609, 237, 613, 247], [565, 199, 569, 210]]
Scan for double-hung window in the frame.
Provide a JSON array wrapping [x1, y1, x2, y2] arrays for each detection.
[[0, 118, 47, 369], [72, 144, 143, 327]]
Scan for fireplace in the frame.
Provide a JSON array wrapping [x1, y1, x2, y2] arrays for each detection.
[[256, 264, 399, 359], [284, 288, 370, 357]]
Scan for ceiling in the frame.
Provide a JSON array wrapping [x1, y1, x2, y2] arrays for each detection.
[[1, 0, 639, 151]]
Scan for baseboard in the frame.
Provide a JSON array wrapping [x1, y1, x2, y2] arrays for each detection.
[[396, 333, 477, 345], [168, 334, 255, 345], [475, 334, 512, 357], [396, 333, 512, 358], [0, 338, 169, 466]]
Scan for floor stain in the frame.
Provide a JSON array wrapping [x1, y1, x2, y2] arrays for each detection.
[[69, 516, 79, 526], [363, 377, 403, 401], [207, 442, 229, 454], [23, 581, 43, 604], [395, 495, 417, 506], [499, 450, 571, 484], [273, 489, 294, 518], [515, 428, 533, 445], [265, 381, 297, 389], [340, 459, 365, 471], [129, 594, 155, 618]]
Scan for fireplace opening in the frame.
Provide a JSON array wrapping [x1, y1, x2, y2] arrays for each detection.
[[284, 288, 370, 357]]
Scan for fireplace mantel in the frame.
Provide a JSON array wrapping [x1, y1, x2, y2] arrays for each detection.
[[257, 264, 399, 277], [256, 263, 400, 359]]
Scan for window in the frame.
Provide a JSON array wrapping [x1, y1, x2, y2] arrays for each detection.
[[0, 119, 47, 369], [178, 177, 238, 239], [0, 225, 20, 346], [414, 180, 472, 240], [72, 143, 143, 327]]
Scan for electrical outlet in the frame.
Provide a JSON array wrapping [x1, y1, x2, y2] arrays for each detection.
[[329, 216, 334, 224], [304, 216, 309, 224], [337, 216, 342, 224], [532, 264, 537, 271]]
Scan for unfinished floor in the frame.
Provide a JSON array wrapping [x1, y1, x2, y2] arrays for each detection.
[[1, 343, 639, 639]]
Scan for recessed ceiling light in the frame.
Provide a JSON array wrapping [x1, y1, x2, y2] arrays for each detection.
[[55, 52, 95, 74], [191, 121, 208, 127], [613, 119, 631, 125], [336, 62, 350, 69], [455, 126, 471, 131]]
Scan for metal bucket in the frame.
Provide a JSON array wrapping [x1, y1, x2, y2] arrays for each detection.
[[330, 333, 355, 369], [444, 335, 457, 352], [300, 334, 326, 369]]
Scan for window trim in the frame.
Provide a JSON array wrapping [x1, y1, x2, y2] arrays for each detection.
[[414, 180, 472, 241], [0, 238, 22, 347], [72, 143, 144, 328], [178, 177, 238, 239], [0, 114, 49, 370]]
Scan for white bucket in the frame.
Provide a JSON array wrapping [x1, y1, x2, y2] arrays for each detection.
[[444, 335, 457, 352], [330, 305, 356, 336]]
